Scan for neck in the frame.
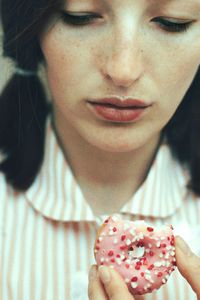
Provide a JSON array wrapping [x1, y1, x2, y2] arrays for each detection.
[[52, 110, 161, 215]]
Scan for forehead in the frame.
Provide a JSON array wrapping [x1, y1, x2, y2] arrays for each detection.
[[65, 0, 200, 9]]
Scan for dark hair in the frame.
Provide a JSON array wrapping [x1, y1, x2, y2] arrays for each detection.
[[164, 67, 200, 195], [0, 0, 63, 190], [0, 1, 200, 195]]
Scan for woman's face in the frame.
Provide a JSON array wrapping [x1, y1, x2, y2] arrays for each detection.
[[40, 0, 200, 153]]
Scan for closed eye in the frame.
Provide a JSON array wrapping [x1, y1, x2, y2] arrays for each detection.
[[152, 17, 193, 33], [60, 12, 101, 26]]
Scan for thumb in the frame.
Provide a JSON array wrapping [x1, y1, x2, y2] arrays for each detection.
[[175, 236, 200, 299], [98, 266, 134, 300]]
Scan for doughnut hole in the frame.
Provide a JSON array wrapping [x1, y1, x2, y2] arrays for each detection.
[[128, 243, 145, 260]]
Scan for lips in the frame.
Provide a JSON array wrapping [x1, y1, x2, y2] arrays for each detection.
[[87, 97, 150, 122]]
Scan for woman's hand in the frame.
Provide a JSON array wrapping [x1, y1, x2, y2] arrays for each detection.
[[175, 236, 200, 299], [88, 265, 135, 300]]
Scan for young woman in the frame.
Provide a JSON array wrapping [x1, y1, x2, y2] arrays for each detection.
[[0, 0, 200, 299]]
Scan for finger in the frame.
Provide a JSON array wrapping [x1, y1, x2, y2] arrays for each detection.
[[98, 266, 134, 300], [175, 236, 200, 299], [88, 265, 108, 300]]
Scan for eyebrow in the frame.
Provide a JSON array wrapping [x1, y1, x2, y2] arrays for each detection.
[[159, 0, 200, 5], [151, 0, 200, 11]]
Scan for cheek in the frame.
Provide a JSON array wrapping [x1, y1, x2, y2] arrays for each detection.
[[155, 49, 200, 109], [42, 30, 89, 96]]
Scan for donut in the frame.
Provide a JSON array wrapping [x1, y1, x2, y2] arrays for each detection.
[[94, 215, 176, 295]]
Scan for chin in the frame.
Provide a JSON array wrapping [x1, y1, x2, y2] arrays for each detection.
[[92, 139, 141, 153]]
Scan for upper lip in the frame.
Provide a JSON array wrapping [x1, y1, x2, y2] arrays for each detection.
[[87, 96, 150, 108]]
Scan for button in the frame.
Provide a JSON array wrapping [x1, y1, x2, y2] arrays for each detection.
[[71, 271, 89, 299]]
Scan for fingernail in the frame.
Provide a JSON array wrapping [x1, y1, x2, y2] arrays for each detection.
[[98, 266, 111, 284], [89, 265, 97, 280], [176, 236, 191, 255]]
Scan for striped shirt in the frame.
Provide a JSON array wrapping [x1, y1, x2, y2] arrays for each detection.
[[1, 116, 200, 300]]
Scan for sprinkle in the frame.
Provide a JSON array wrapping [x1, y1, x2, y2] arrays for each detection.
[[129, 229, 136, 235], [148, 264, 154, 270], [131, 282, 138, 289], [131, 276, 138, 282], [166, 261, 171, 267], [147, 227, 154, 232], [156, 241, 161, 248], [154, 261, 162, 267], [140, 272, 145, 277], [154, 270, 159, 275], [135, 265, 141, 270], [125, 264, 130, 269], [116, 259, 122, 265], [145, 274, 154, 283], [111, 258, 115, 263], [113, 227, 117, 232], [137, 241, 144, 247], [149, 251, 154, 257], [108, 250, 114, 256], [157, 272, 163, 277], [165, 253, 170, 259], [120, 245, 126, 250], [126, 239, 132, 246], [121, 235, 126, 241]]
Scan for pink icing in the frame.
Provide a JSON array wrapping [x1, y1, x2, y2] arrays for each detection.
[[94, 215, 176, 295]]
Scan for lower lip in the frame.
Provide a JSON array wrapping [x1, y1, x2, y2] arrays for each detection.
[[88, 103, 147, 122]]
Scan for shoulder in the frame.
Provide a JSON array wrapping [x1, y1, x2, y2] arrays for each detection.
[[0, 171, 19, 208]]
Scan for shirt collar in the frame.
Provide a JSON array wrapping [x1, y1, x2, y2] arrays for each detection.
[[121, 144, 188, 218], [25, 116, 188, 222]]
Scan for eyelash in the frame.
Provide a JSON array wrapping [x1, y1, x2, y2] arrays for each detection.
[[153, 17, 192, 33], [60, 12, 193, 34]]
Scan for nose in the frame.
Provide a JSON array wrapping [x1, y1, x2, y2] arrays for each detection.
[[101, 28, 144, 88]]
